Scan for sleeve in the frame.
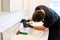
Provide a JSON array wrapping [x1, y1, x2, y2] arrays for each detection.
[[43, 13, 54, 28], [43, 21, 52, 28], [43, 9, 54, 28], [43, 7, 59, 28]]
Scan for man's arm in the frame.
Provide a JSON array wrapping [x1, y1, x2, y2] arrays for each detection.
[[28, 18, 32, 22], [33, 26, 46, 30], [22, 18, 46, 30], [24, 22, 46, 30], [29, 18, 46, 30]]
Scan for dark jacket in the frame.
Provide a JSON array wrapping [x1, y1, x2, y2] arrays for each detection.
[[35, 5, 60, 40]]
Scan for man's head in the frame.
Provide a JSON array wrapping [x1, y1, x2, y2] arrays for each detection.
[[32, 10, 45, 22]]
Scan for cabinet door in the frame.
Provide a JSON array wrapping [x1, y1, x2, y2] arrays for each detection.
[[3, 22, 20, 40]]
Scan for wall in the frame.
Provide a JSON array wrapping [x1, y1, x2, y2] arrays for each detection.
[[49, 0, 60, 16], [0, 0, 50, 15], [10, 0, 23, 12], [0, 0, 1, 11], [0, 0, 23, 12], [28, 0, 50, 17], [0, 0, 50, 12], [2, 0, 10, 11], [23, 0, 30, 18], [19, 0, 50, 17]]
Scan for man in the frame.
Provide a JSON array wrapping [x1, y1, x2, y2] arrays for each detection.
[[21, 5, 60, 40]]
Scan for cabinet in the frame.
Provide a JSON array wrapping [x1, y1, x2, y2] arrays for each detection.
[[0, 22, 20, 40], [0, 10, 25, 40]]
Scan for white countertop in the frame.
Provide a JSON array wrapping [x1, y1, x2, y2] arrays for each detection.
[[0, 11, 25, 32]]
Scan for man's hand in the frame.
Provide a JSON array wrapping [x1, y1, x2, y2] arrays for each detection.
[[21, 19, 30, 23], [23, 22, 33, 28]]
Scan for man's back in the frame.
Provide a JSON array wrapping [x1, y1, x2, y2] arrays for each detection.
[[35, 5, 60, 40]]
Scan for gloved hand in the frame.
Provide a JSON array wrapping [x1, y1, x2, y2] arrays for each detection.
[[21, 19, 30, 23], [23, 22, 33, 28]]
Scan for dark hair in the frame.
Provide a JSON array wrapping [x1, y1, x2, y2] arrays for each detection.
[[32, 10, 45, 22], [35, 6, 41, 11], [35, 5, 46, 11]]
